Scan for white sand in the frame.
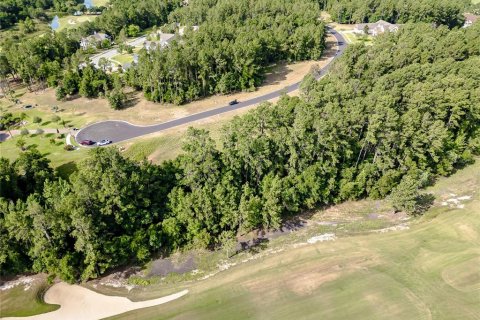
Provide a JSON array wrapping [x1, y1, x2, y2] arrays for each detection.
[[2, 282, 188, 320]]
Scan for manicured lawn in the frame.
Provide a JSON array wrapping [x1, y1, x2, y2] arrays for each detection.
[[0, 133, 88, 177], [0, 278, 59, 317], [341, 31, 373, 45], [111, 53, 135, 65], [93, 0, 110, 6], [103, 159, 480, 320], [56, 15, 96, 32]]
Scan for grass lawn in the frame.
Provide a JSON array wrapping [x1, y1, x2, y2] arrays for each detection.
[[101, 159, 480, 320], [56, 15, 96, 32], [341, 31, 374, 45], [0, 132, 88, 177], [93, 0, 110, 6], [472, 0, 480, 4], [0, 277, 59, 317], [111, 53, 134, 65]]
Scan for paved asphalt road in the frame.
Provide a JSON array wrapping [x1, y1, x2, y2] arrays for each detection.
[[76, 29, 347, 145]]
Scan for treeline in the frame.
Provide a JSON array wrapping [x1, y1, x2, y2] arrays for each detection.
[[319, 0, 469, 27], [126, 0, 326, 104], [1, 23, 479, 281]]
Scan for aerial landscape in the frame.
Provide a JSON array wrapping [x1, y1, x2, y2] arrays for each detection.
[[0, 0, 479, 319]]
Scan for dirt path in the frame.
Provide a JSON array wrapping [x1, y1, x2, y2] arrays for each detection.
[[1, 283, 188, 320]]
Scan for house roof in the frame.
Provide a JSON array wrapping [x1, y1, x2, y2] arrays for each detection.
[[144, 33, 176, 50], [355, 20, 399, 31]]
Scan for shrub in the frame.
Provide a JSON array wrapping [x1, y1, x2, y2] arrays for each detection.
[[20, 128, 29, 136], [33, 116, 42, 124], [51, 115, 61, 123], [64, 144, 75, 151]]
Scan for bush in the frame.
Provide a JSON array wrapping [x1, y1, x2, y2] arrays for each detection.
[[56, 86, 67, 101], [64, 144, 75, 151], [33, 116, 42, 124], [51, 115, 61, 123], [35, 128, 44, 135], [20, 128, 29, 136]]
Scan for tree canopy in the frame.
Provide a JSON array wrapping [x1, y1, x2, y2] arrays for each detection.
[[1, 23, 479, 281]]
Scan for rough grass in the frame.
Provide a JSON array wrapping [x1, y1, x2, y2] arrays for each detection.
[[102, 159, 480, 320], [0, 279, 59, 317]]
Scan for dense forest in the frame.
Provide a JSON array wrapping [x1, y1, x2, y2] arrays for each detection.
[[319, 0, 469, 26], [127, 0, 326, 104], [1, 23, 479, 281]]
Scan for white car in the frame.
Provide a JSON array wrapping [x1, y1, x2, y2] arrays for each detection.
[[97, 139, 112, 146]]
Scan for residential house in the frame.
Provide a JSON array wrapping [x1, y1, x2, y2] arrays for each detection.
[[179, 25, 199, 36], [353, 20, 399, 36], [463, 14, 479, 28], [143, 32, 176, 51], [80, 32, 111, 50]]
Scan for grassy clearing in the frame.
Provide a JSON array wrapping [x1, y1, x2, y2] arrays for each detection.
[[0, 277, 59, 317], [101, 159, 480, 320], [111, 53, 135, 65], [0, 133, 87, 176], [93, 0, 110, 6], [56, 15, 96, 32], [341, 31, 374, 45]]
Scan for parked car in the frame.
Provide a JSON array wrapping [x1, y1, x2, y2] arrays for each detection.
[[80, 140, 95, 146], [228, 99, 239, 106], [97, 139, 112, 146]]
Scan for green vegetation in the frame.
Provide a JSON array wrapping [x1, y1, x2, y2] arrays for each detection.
[[0, 279, 59, 317], [319, 0, 469, 27], [0, 23, 478, 283], [129, 0, 326, 104], [106, 158, 478, 319]]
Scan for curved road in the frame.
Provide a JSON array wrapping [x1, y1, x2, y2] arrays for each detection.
[[76, 29, 347, 145]]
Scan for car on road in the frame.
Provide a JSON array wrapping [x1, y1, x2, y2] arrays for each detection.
[[80, 140, 95, 146], [97, 139, 112, 146], [229, 99, 239, 106]]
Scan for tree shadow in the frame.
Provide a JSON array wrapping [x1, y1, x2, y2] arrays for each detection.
[[56, 161, 78, 179], [415, 193, 435, 216], [42, 121, 52, 126]]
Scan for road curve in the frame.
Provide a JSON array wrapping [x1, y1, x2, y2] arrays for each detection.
[[76, 29, 347, 145]]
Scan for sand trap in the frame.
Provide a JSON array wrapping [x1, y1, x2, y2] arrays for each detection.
[[2, 282, 188, 320]]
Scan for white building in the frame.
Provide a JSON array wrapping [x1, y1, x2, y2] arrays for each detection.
[[353, 20, 399, 36]]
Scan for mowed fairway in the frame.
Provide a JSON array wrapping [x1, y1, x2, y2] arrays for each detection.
[[107, 161, 480, 320]]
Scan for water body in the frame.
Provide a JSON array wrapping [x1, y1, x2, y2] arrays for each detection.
[[50, 15, 59, 30]]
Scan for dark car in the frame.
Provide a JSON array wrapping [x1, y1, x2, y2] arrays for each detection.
[[80, 140, 95, 146], [228, 99, 239, 106]]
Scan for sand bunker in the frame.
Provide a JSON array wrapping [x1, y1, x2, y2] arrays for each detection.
[[2, 282, 188, 320]]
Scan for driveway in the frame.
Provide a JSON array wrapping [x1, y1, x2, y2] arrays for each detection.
[[76, 29, 347, 145], [90, 36, 146, 70]]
